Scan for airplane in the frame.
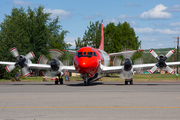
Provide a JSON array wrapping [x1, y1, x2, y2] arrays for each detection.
[[0, 20, 180, 86]]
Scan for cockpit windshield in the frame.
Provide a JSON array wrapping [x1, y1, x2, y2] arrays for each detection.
[[77, 52, 97, 58]]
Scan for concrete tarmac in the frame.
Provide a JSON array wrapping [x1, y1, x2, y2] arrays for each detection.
[[0, 81, 180, 120]]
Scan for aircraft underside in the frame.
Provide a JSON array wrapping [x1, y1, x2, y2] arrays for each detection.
[[81, 73, 102, 86]]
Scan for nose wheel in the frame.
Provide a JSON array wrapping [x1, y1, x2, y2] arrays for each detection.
[[55, 77, 63, 85], [83, 78, 89, 86]]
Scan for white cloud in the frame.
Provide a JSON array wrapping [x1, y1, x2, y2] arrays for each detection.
[[134, 28, 154, 34], [104, 18, 118, 24], [140, 4, 172, 19], [157, 44, 163, 46], [130, 21, 138, 27], [166, 4, 180, 12], [13, 0, 34, 6], [83, 13, 104, 20], [64, 37, 77, 49], [134, 28, 180, 34], [169, 22, 180, 27], [44, 9, 72, 19], [118, 15, 138, 19]]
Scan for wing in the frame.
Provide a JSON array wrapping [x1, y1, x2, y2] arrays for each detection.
[[133, 62, 180, 69], [0, 61, 16, 65], [100, 64, 123, 73], [61, 66, 77, 73], [63, 50, 76, 54], [101, 61, 180, 74], [0, 61, 77, 73], [109, 49, 144, 57], [29, 64, 77, 72]]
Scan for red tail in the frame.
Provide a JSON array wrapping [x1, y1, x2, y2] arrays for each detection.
[[98, 20, 104, 51]]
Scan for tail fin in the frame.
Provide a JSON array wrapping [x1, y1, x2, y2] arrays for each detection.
[[98, 20, 104, 51]]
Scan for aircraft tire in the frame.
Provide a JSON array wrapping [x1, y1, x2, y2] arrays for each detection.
[[60, 78, 63, 84], [55, 80, 58, 85], [130, 80, 133, 85], [83, 81, 89, 86], [125, 81, 128, 85]]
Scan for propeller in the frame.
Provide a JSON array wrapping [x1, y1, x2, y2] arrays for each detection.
[[116, 49, 143, 79], [149, 49, 174, 74], [5, 47, 35, 77], [38, 49, 68, 79]]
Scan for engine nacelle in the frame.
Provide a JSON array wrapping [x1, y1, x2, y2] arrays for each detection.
[[50, 58, 64, 75], [157, 54, 166, 68], [15, 55, 32, 68], [123, 58, 132, 71]]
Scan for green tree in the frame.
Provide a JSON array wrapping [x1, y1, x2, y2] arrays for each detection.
[[75, 20, 141, 54], [0, 5, 70, 79]]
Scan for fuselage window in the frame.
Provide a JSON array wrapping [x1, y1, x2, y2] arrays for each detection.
[[94, 52, 97, 57], [75, 52, 77, 57]]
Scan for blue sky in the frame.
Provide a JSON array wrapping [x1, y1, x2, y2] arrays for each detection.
[[0, 0, 180, 50]]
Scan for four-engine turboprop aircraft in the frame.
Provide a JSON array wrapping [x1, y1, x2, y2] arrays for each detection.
[[0, 21, 180, 86]]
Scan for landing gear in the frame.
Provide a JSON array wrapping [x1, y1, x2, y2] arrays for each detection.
[[55, 79, 58, 85], [54, 77, 63, 85], [125, 81, 128, 85], [83, 78, 89, 86], [125, 79, 133, 85], [59, 78, 63, 84], [130, 80, 133, 85]]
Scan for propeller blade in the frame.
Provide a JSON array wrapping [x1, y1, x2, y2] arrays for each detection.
[[49, 49, 63, 59], [165, 50, 174, 58], [10, 47, 19, 59], [5, 65, 15, 72], [166, 66, 174, 74], [149, 50, 158, 58], [25, 52, 35, 60], [149, 66, 158, 74], [38, 55, 49, 64], [113, 56, 122, 66], [22, 67, 31, 77], [120, 71, 133, 79], [133, 58, 143, 74], [44, 70, 52, 78], [50, 72, 57, 81]]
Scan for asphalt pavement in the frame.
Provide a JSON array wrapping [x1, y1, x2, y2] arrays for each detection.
[[0, 81, 180, 120]]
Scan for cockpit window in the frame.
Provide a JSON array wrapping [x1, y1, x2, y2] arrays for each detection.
[[78, 52, 82, 57], [87, 52, 92, 57], [78, 51, 96, 58]]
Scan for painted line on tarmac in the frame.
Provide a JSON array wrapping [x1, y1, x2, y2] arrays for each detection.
[[0, 97, 35, 99], [1, 106, 180, 109]]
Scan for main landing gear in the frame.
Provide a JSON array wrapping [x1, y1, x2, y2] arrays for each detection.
[[83, 78, 89, 86], [55, 77, 63, 85], [125, 79, 133, 85]]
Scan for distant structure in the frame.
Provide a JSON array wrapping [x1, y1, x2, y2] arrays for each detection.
[[173, 36, 180, 74]]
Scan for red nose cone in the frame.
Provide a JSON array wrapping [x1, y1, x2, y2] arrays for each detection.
[[74, 58, 99, 75]]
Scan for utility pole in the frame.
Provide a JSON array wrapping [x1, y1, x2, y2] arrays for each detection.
[[173, 36, 180, 74]]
